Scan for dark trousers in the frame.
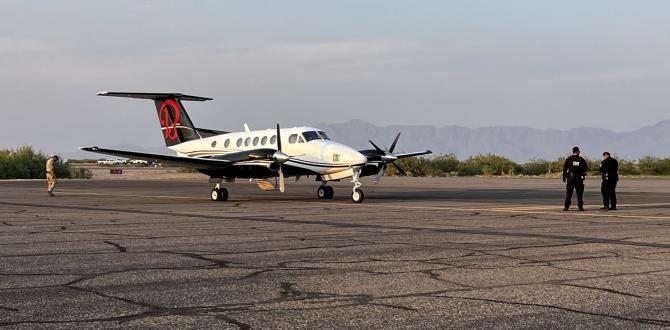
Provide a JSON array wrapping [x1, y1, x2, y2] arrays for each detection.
[[601, 180, 617, 208], [565, 180, 585, 209]]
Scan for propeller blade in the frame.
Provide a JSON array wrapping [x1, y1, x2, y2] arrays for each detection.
[[373, 164, 386, 183], [278, 166, 285, 192], [368, 140, 385, 154], [392, 162, 407, 176], [276, 123, 282, 152], [389, 132, 401, 153], [275, 123, 286, 192]]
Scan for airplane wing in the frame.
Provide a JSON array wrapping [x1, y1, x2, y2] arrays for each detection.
[[394, 150, 433, 159], [79, 146, 278, 169]]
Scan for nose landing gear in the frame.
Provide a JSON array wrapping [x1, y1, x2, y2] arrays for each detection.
[[351, 167, 364, 203]]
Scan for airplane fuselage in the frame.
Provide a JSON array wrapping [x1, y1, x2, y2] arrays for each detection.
[[170, 126, 367, 180]]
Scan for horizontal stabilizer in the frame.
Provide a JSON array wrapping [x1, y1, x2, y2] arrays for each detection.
[[97, 92, 212, 102]]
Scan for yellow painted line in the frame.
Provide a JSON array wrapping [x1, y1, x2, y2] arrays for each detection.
[[304, 201, 670, 220], [488, 208, 670, 220], [494, 202, 670, 211]]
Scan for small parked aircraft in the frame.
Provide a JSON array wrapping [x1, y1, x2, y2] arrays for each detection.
[[82, 92, 432, 203]]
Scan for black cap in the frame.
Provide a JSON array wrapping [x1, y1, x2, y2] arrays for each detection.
[[572, 147, 580, 153]]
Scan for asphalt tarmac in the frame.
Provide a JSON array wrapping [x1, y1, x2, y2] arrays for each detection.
[[1, 177, 670, 329]]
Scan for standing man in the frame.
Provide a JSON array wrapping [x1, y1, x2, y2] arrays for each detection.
[[563, 147, 588, 211], [46, 154, 59, 196], [600, 152, 619, 210]]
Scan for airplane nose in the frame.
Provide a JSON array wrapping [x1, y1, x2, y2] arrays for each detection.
[[352, 151, 367, 166]]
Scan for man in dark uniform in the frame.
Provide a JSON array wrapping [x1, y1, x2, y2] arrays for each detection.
[[599, 152, 619, 210], [563, 147, 588, 211]]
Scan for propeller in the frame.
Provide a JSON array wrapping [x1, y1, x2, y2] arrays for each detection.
[[273, 123, 289, 192], [369, 132, 406, 183]]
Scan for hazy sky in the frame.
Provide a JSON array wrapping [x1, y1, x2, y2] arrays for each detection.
[[1, 0, 669, 153]]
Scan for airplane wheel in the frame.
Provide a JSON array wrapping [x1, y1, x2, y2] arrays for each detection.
[[318, 186, 334, 199], [317, 186, 327, 199], [211, 187, 229, 201], [352, 188, 364, 203], [324, 186, 334, 199]]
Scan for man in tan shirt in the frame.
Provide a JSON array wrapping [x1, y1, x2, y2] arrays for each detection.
[[46, 155, 59, 196]]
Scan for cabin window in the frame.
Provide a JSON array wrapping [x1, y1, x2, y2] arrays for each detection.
[[244, 137, 251, 146], [270, 135, 277, 145], [211, 141, 217, 148], [261, 136, 268, 145], [298, 136, 305, 143], [302, 131, 321, 142], [236, 138, 243, 147], [333, 154, 340, 162], [253, 137, 259, 146], [224, 139, 230, 148], [288, 134, 298, 144]]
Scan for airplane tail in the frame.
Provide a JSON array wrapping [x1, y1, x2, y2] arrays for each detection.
[[97, 92, 213, 147]]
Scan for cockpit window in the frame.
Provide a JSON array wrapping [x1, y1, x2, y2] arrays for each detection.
[[317, 131, 331, 140], [302, 131, 321, 142]]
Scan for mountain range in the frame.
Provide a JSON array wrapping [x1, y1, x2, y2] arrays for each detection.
[[64, 119, 670, 163], [315, 119, 670, 162]]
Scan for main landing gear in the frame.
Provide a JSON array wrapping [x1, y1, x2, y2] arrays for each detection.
[[317, 184, 334, 199], [210, 183, 228, 201]]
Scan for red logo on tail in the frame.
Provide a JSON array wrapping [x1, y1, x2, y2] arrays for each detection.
[[159, 100, 181, 141]]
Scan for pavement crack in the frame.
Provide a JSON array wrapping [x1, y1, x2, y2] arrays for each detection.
[[0, 305, 18, 312], [561, 283, 645, 298], [438, 295, 670, 326], [164, 251, 234, 267], [103, 240, 127, 253], [215, 314, 251, 329]]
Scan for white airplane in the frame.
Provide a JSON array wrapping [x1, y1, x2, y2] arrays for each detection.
[[82, 92, 432, 203]]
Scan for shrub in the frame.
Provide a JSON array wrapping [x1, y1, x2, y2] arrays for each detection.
[[177, 167, 198, 173], [618, 158, 640, 176], [639, 156, 670, 176], [0, 147, 70, 179], [431, 154, 460, 176], [522, 159, 553, 176], [70, 167, 93, 179], [458, 154, 521, 176], [385, 156, 440, 177]]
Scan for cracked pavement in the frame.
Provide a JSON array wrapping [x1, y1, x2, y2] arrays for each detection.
[[1, 177, 670, 329]]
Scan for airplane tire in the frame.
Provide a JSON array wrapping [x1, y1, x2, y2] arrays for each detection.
[[352, 188, 364, 203], [317, 186, 327, 199], [324, 186, 334, 199], [211, 188, 220, 201], [211, 188, 229, 201], [219, 188, 229, 201]]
